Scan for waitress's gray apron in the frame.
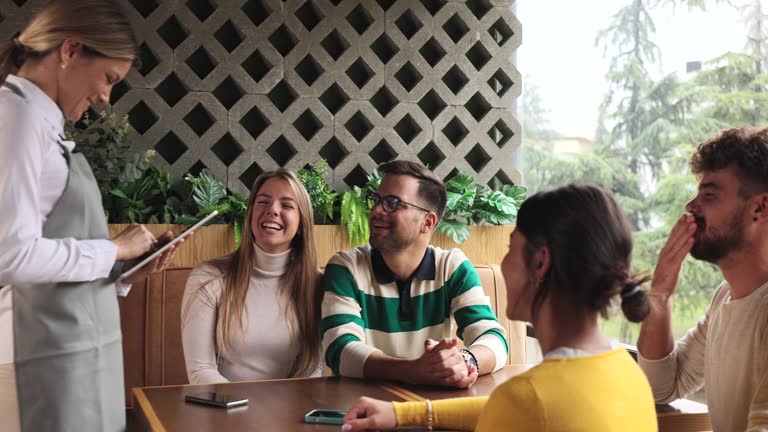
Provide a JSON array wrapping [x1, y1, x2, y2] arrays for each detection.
[[9, 87, 125, 430]]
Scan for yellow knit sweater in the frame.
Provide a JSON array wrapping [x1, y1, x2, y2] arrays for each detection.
[[394, 348, 657, 431]]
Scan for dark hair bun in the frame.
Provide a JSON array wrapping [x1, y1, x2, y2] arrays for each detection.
[[620, 277, 650, 323]]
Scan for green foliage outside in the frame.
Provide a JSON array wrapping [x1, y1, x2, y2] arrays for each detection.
[[522, 0, 766, 343]]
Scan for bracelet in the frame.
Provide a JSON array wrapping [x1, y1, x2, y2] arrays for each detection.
[[425, 399, 433, 431]]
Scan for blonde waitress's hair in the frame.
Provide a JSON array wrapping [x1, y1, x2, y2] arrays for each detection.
[[0, 0, 138, 83]]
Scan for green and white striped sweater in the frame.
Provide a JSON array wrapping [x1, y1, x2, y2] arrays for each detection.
[[320, 245, 508, 378]]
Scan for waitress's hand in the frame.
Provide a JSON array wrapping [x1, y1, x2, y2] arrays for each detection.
[[120, 231, 184, 285], [113, 223, 157, 261], [342, 397, 397, 431]]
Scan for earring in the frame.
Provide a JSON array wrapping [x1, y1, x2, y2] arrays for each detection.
[[60, 62, 68, 70]]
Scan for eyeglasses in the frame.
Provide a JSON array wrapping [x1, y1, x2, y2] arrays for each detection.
[[367, 193, 432, 214]]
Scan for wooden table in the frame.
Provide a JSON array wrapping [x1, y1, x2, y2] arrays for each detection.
[[656, 398, 710, 432], [132, 375, 405, 431], [133, 366, 710, 431]]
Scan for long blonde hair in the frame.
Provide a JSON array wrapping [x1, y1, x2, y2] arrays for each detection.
[[192, 169, 321, 377], [0, 0, 138, 84]]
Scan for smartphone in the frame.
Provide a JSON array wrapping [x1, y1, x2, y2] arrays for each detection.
[[303, 409, 347, 425], [184, 392, 248, 409]]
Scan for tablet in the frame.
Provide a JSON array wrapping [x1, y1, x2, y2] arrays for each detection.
[[118, 210, 219, 281]]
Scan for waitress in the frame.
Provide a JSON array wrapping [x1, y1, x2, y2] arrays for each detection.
[[0, 1, 179, 431]]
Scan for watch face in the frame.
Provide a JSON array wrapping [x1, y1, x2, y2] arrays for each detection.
[[461, 350, 478, 368]]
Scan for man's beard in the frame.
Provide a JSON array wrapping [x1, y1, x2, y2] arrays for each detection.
[[369, 218, 418, 252], [690, 211, 745, 263]]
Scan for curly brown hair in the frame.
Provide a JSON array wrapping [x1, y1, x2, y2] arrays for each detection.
[[690, 126, 768, 197]]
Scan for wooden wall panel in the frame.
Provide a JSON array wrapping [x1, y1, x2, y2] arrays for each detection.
[[114, 223, 521, 402], [108, 224, 515, 269], [118, 280, 148, 409], [109, 224, 235, 268]]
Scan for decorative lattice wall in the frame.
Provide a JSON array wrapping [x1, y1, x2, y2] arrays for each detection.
[[0, 0, 522, 194]]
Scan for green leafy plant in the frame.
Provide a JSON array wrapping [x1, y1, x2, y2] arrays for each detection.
[[70, 116, 519, 249], [340, 186, 369, 247], [64, 112, 154, 221], [339, 169, 382, 247], [67, 113, 249, 244], [177, 169, 248, 246], [109, 165, 181, 224], [437, 172, 527, 243], [296, 159, 338, 223]]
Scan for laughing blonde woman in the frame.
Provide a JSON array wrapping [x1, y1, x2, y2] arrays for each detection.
[[182, 169, 322, 383]]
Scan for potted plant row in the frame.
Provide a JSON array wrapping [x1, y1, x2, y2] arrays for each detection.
[[68, 113, 526, 266]]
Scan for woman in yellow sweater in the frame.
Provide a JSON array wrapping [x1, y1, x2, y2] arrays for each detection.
[[342, 183, 658, 431]]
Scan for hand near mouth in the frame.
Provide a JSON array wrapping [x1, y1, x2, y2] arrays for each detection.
[[691, 214, 706, 232], [650, 214, 697, 298]]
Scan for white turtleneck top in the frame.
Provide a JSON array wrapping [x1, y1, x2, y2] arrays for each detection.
[[181, 246, 320, 384]]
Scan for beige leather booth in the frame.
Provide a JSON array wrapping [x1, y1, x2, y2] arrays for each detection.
[[118, 264, 526, 407]]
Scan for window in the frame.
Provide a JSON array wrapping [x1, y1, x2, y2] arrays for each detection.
[[518, 1, 763, 403]]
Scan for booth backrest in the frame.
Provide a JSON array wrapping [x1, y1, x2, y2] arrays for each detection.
[[118, 264, 526, 407]]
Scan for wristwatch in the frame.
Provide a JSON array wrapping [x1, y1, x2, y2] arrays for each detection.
[[459, 348, 478, 373]]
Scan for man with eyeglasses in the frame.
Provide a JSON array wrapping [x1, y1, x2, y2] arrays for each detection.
[[320, 160, 508, 388]]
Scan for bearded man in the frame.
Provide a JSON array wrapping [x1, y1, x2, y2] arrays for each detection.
[[320, 160, 508, 388], [637, 127, 768, 432]]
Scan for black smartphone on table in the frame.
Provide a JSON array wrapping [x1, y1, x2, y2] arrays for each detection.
[[184, 392, 248, 409]]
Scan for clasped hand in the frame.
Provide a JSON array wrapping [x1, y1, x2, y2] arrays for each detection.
[[410, 337, 478, 389]]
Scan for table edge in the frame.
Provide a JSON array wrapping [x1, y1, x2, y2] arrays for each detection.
[[133, 387, 166, 432], [136, 375, 323, 390]]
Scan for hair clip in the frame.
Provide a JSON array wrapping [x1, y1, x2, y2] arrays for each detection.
[[621, 283, 642, 299]]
